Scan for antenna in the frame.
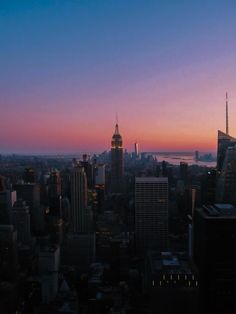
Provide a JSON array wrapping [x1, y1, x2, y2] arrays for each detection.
[[226, 92, 229, 135], [116, 112, 118, 125]]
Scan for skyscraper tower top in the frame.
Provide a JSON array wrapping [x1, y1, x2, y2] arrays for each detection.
[[134, 142, 139, 157], [111, 123, 123, 148], [226, 92, 229, 135], [110, 122, 124, 193]]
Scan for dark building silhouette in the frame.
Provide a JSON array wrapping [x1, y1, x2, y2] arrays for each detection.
[[0, 225, 18, 281], [12, 199, 31, 245], [111, 123, 124, 193], [80, 154, 94, 189], [217, 94, 236, 172], [161, 160, 168, 177], [13, 183, 42, 234], [48, 170, 61, 214], [193, 204, 236, 314], [95, 164, 105, 214], [216, 146, 236, 204], [24, 167, 36, 183], [217, 130, 236, 172], [70, 166, 90, 232], [202, 169, 217, 204], [0, 190, 14, 225], [180, 162, 188, 184], [14, 183, 40, 210], [145, 251, 198, 314]]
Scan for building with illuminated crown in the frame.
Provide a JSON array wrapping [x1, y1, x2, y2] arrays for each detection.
[[111, 123, 124, 193]]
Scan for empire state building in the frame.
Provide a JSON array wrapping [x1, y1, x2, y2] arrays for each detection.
[[111, 123, 124, 193]]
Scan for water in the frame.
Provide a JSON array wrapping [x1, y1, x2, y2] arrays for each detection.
[[154, 152, 216, 167]]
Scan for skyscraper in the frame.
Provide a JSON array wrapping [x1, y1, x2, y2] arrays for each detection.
[[24, 167, 36, 183], [70, 166, 89, 232], [0, 190, 14, 224], [180, 161, 188, 184], [0, 225, 18, 280], [13, 182, 41, 234], [135, 177, 168, 253], [193, 204, 236, 314], [94, 164, 105, 214], [48, 170, 61, 214], [111, 123, 124, 193], [216, 146, 236, 204], [80, 154, 94, 189], [134, 142, 139, 158], [217, 130, 236, 172], [12, 199, 31, 245], [217, 93, 236, 172]]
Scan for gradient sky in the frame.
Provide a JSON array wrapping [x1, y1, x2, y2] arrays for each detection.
[[1, 0, 236, 154]]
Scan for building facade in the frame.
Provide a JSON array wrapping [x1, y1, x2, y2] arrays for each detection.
[[135, 177, 168, 253], [70, 166, 88, 233], [193, 204, 236, 314], [216, 146, 236, 204], [217, 130, 236, 172]]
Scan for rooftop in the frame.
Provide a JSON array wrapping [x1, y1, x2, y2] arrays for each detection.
[[200, 204, 236, 218], [136, 177, 168, 183], [148, 251, 192, 275]]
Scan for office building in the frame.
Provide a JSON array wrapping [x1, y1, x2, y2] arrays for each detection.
[[135, 177, 168, 252], [70, 166, 89, 232], [0, 225, 18, 280], [111, 123, 124, 193], [95, 164, 105, 214], [48, 170, 61, 214], [14, 183, 43, 234], [216, 146, 236, 204], [95, 164, 105, 185], [38, 245, 60, 304], [61, 232, 96, 273], [80, 154, 94, 189], [14, 183, 40, 211], [12, 199, 31, 245], [0, 190, 16, 225], [193, 204, 236, 314], [202, 169, 217, 204], [24, 167, 36, 183], [217, 131, 236, 172], [134, 142, 139, 158], [145, 251, 198, 314], [180, 162, 188, 185], [217, 94, 236, 172]]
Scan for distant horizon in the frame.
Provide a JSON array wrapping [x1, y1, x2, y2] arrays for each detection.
[[0, 150, 216, 156]]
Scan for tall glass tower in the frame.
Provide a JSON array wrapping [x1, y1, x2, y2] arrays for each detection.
[[217, 130, 236, 172], [111, 123, 124, 193]]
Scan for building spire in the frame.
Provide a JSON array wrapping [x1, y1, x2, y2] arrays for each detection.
[[226, 92, 229, 135], [115, 113, 119, 134], [115, 123, 119, 135]]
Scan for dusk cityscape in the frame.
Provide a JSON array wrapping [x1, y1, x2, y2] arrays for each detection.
[[1, 1, 236, 314]]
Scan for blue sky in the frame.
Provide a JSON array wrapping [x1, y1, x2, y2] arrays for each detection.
[[1, 0, 236, 153]]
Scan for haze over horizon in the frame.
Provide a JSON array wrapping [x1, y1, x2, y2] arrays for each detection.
[[1, 0, 236, 154]]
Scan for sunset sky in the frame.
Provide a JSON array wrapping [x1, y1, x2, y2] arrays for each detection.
[[1, 0, 236, 154]]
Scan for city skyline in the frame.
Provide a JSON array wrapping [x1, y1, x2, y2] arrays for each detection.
[[1, 0, 236, 154]]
